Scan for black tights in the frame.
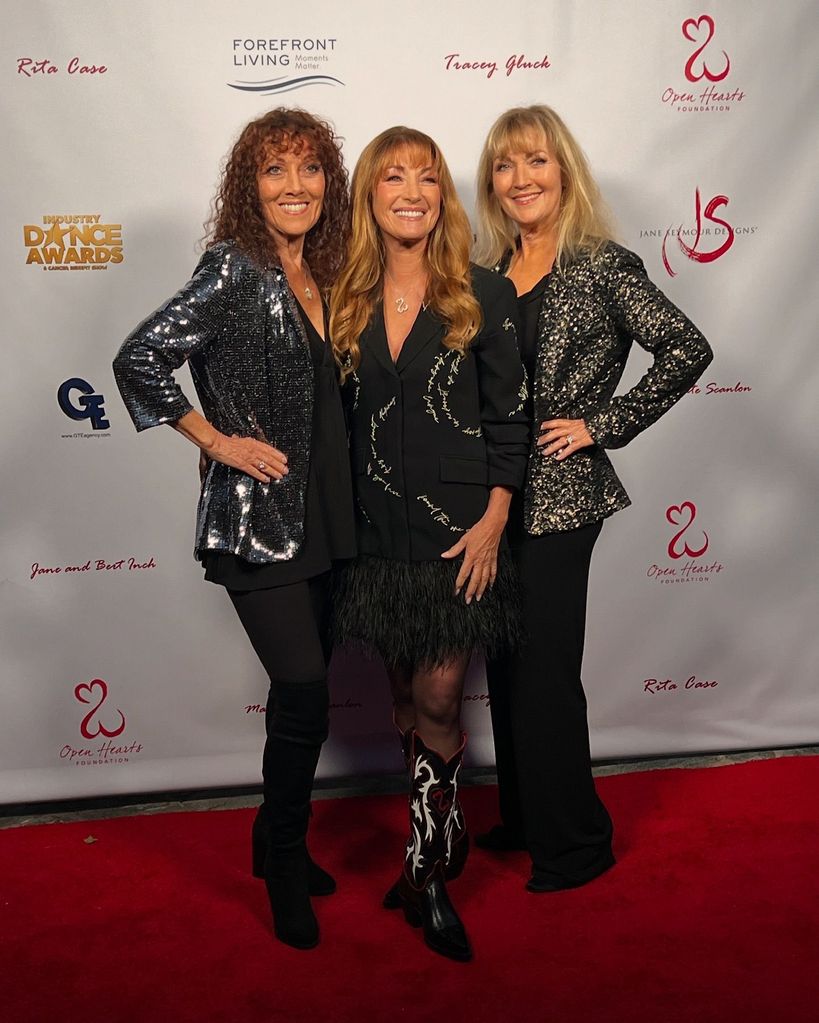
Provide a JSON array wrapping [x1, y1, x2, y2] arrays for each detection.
[[388, 654, 470, 759], [229, 574, 331, 848]]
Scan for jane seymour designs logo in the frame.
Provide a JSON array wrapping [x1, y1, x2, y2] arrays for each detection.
[[646, 501, 725, 584], [60, 679, 143, 767], [661, 15, 745, 113], [639, 187, 758, 279]]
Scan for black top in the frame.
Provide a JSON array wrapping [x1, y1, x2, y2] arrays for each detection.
[[203, 301, 356, 590], [518, 272, 551, 419], [346, 266, 529, 562]]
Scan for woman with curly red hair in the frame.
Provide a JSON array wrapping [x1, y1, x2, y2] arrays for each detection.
[[114, 108, 354, 950]]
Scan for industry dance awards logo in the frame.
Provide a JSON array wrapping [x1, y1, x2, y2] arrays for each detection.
[[227, 37, 343, 94], [60, 679, 144, 767], [638, 187, 757, 279], [646, 501, 725, 585], [661, 14, 746, 113], [23, 214, 123, 270]]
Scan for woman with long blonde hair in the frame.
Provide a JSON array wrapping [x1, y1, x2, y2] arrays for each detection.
[[331, 127, 528, 962], [474, 104, 712, 893]]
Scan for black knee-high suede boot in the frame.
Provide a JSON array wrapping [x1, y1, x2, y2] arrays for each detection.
[[252, 686, 335, 895], [258, 680, 329, 950], [396, 731, 472, 962]]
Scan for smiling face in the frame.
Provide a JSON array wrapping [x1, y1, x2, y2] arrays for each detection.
[[256, 140, 325, 244], [491, 133, 563, 235], [370, 146, 442, 249]]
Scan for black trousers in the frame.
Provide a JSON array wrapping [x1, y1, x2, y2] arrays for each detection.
[[228, 574, 331, 849], [486, 521, 614, 886]]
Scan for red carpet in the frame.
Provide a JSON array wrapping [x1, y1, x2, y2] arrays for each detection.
[[2, 756, 817, 1023]]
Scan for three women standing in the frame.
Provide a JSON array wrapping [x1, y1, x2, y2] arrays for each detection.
[[474, 105, 713, 892], [114, 109, 353, 950]]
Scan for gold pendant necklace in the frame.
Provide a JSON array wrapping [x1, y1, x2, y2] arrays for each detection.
[[386, 270, 426, 314]]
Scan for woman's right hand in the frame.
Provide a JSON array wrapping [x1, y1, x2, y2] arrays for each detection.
[[205, 433, 288, 484]]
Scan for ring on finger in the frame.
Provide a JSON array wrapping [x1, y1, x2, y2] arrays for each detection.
[[258, 461, 266, 471], [565, 435, 573, 446]]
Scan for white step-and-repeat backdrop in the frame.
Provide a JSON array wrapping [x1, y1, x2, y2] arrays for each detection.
[[2, 1, 817, 802]]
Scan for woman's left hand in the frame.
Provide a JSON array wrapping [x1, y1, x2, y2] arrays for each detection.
[[441, 513, 505, 605], [537, 418, 594, 461]]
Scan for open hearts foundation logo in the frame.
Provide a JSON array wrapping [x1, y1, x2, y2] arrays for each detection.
[[59, 679, 143, 767], [661, 13, 745, 113], [682, 15, 730, 82], [75, 679, 125, 738], [646, 501, 725, 585]]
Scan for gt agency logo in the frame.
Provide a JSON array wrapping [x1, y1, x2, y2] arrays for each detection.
[[228, 37, 343, 94], [638, 187, 758, 278], [646, 501, 725, 584], [24, 214, 123, 271], [58, 378, 110, 434], [60, 679, 144, 767], [661, 15, 746, 113]]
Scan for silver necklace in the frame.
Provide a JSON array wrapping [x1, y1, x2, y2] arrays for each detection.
[[385, 270, 427, 314]]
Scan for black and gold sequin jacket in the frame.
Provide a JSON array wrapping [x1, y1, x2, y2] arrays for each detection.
[[113, 242, 314, 563], [515, 241, 713, 533], [346, 266, 530, 561]]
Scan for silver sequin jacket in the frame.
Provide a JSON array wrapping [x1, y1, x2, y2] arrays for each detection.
[[519, 242, 713, 533], [113, 242, 314, 562]]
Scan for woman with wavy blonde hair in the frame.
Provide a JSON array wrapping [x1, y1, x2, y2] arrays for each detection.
[[331, 126, 528, 963], [473, 104, 712, 896]]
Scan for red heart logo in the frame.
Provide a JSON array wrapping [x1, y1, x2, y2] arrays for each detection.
[[666, 502, 695, 528], [682, 15, 712, 44], [74, 679, 107, 705]]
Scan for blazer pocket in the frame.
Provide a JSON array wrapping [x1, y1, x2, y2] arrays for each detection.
[[439, 455, 488, 486]]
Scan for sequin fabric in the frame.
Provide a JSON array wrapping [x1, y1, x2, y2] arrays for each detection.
[[113, 242, 314, 562], [513, 242, 712, 534]]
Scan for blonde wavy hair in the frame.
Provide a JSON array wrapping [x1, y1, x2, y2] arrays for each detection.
[[330, 127, 481, 378], [473, 105, 615, 270]]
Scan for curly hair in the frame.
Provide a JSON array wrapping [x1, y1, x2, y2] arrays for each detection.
[[473, 105, 615, 270], [207, 108, 349, 290], [330, 126, 482, 379]]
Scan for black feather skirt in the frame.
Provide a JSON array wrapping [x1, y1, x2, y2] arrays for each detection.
[[332, 553, 523, 669]]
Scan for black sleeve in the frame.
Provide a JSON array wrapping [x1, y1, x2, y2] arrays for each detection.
[[471, 268, 531, 490]]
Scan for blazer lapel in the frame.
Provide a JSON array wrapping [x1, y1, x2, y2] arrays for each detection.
[[361, 306, 399, 378], [395, 307, 444, 374], [535, 264, 578, 409]]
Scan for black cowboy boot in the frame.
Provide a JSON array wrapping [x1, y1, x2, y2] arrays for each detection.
[[395, 731, 472, 962], [383, 720, 470, 908]]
